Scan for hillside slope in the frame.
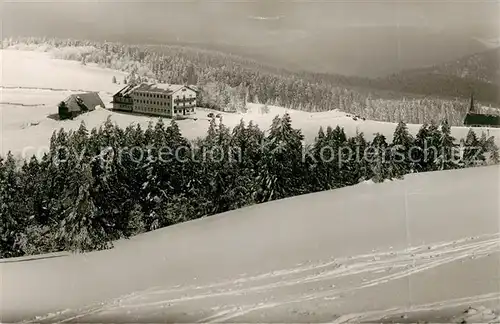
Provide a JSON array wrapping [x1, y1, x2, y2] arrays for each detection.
[[372, 47, 500, 104], [411, 47, 500, 85], [3, 49, 500, 158], [2, 165, 499, 323]]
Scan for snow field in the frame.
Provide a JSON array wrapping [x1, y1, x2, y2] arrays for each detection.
[[2, 49, 500, 159], [1, 48, 499, 323], [1, 165, 499, 322]]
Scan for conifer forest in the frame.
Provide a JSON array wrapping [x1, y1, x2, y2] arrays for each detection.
[[1, 115, 498, 258]]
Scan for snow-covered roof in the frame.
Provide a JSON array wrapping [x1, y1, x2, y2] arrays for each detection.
[[63, 92, 105, 112], [114, 83, 197, 98], [186, 85, 200, 93], [132, 83, 192, 94], [113, 84, 141, 97]]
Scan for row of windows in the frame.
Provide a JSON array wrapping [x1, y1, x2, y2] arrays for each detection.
[[134, 106, 170, 115], [174, 98, 196, 103], [129, 91, 196, 100], [115, 103, 132, 110], [136, 92, 171, 100], [136, 99, 170, 107], [132, 106, 195, 115], [175, 108, 195, 114], [174, 102, 195, 108], [175, 94, 195, 99], [115, 97, 132, 103]]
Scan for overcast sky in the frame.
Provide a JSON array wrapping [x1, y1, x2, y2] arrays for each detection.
[[2, 0, 498, 76], [3, 0, 499, 40]]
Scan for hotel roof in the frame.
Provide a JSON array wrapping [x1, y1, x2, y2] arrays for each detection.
[[133, 83, 191, 94], [114, 83, 199, 97]]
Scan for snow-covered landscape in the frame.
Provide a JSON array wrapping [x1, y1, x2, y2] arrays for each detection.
[[2, 165, 499, 323], [1, 13, 500, 322], [2, 49, 499, 158]]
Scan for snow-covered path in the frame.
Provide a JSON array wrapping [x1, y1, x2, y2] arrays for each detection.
[[10, 234, 500, 323], [73, 234, 499, 324], [2, 165, 499, 323]]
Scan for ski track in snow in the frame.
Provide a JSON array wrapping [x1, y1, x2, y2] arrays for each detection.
[[21, 233, 500, 323], [331, 292, 500, 323]]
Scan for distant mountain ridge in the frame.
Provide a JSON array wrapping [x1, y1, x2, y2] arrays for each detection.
[[396, 47, 500, 85], [367, 47, 500, 105], [3, 35, 499, 106], [140, 33, 500, 104]]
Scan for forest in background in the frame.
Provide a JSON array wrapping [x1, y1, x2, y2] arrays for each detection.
[[3, 37, 499, 126]]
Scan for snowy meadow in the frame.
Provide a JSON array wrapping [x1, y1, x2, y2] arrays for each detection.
[[1, 45, 500, 323], [2, 49, 500, 158]]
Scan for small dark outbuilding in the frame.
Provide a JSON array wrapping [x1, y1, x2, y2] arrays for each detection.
[[463, 113, 500, 127], [58, 92, 105, 120]]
